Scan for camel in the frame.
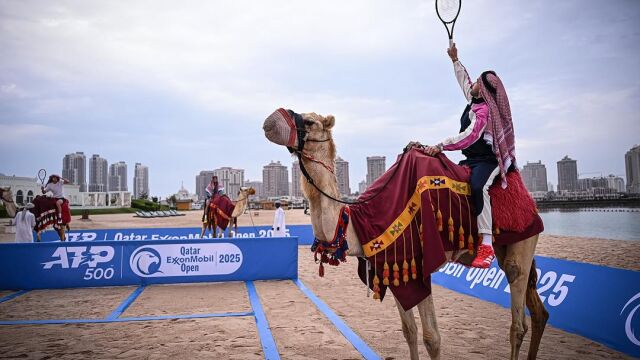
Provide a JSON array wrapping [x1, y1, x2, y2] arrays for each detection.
[[0, 187, 17, 218], [263, 109, 548, 360], [201, 186, 256, 238]]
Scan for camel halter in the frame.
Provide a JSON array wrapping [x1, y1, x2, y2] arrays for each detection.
[[262, 108, 411, 205]]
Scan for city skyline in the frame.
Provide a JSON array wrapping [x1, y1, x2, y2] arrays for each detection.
[[1, 2, 638, 196], [4, 148, 635, 198]]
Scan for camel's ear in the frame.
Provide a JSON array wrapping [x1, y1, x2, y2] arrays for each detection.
[[322, 115, 335, 130]]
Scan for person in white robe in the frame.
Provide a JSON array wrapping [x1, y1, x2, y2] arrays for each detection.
[[13, 203, 36, 243], [271, 201, 287, 237]]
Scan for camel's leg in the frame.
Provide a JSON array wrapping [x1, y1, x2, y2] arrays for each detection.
[[525, 254, 548, 359], [59, 228, 65, 242], [394, 297, 420, 360], [36, 231, 41, 243], [201, 221, 207, 238], [501, 236, 538, 360], [416, 295, 441, 360]]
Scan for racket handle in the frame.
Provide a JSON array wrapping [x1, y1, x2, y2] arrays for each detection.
[[449, 38, 453, 48]]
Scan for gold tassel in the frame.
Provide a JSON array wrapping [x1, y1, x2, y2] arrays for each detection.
[[411, 258, 417, 280], [393, 262, 400, 286], [382, 261, 390, 286], [448, 216, 454, 242], [495, 226, 501, 235], [468, 233, 474, 251], [373, 274, 380, 300], [402, 260, 409, 284], [436, 209, 443, 231], [458, 225, 465, 249]]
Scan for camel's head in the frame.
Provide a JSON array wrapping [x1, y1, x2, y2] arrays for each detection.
[[0, 187, 17, 218], [239, 186, 256, 196], [263, 108, 335, 156]]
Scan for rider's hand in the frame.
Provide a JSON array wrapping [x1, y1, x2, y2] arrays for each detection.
[[404, 141, 423, 152], [424, 145, 442, 156], [447, 43, 458, 62]]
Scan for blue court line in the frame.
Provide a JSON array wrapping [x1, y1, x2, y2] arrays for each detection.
[[293, 279, 381, 360], [106, 285, 146, 320], [0, 290, 29, 304], [245, 281, 280, 360], [0, 311, 253, 326]]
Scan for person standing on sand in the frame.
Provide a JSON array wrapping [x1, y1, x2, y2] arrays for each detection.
[[271, 200, 286, 237], [13, 203, 36, 243]]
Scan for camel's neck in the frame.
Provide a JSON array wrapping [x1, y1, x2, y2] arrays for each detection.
[[301, 151, 364, 257], [231, 193, 250, 218]]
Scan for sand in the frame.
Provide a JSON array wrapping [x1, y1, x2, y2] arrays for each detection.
[[0, 210, 637, 359]]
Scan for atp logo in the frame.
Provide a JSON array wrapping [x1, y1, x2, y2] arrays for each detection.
[[621, 292, 640, 347], [42, 246, 115, 269], [130, 247, 163, 276]]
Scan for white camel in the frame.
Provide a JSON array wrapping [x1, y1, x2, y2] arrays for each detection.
[[263, 109, 548, 360]]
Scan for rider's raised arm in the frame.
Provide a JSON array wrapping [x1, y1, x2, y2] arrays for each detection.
[[454, 61, 474, 103], [447, 44, 473, 103]]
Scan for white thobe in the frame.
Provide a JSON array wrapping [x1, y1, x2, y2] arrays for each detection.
[[14, 210, 36, 243], [272, 208, 286, 237]]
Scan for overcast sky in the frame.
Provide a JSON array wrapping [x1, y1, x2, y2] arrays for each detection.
[[1, 0, 639, 196]]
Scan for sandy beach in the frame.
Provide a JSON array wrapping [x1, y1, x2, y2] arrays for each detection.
[[0, 210, 637, 359]]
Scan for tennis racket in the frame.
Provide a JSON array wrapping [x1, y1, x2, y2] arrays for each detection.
[[38, 169, 47, 185], [435, 0, 461, 47]]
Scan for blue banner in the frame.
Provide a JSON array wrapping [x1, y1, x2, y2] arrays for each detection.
[[38, 225, 316, 245], [432, 256, 640, 358], [0, 237, 298, 290]]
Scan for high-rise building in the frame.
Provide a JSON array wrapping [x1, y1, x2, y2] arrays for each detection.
[[606, 174, 625, 193], [366, 156, 386, 187], [521, 161, 548, 192], [245, 180, 263, 200], [88, 154, 108, 192], [213, 167, 244, 200], [133, 163, 149, 199], [548, 182, 554, 192], [358, 180, 367, 194], [335, 156, 351, 196], [63, 152, 87, 192], [557, 156, 578, 192], [195, 170, 216, 200], [291, 161, 303, 198], [263, 161, 289, 198], [625, 145, 640, 194], [109, 161, 128, 191]]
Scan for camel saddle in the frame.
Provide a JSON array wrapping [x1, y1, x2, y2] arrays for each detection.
[[32, 195, 71, 231], [349, 148, 544, 310], [208, 194, 235, 230]]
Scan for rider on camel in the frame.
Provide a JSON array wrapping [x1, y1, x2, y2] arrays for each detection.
[[41, 174, 70, 224], [422, 43, 517, 269], [202, 175, 225, 222]]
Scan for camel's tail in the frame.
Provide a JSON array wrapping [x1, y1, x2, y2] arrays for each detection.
[[525, 258, 548, 360]]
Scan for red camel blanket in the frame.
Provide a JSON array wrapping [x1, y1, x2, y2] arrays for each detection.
[[349, 148, 543, 310], [209, 195, 235, 230], [32, 195, 71, 231]]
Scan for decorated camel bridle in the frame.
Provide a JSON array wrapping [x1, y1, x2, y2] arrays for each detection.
[[285, 109, 408, 206]]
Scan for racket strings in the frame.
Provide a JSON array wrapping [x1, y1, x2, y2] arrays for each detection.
[[436, 0, 460, 23]]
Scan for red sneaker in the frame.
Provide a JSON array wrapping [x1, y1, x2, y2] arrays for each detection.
[[472, 244, 495, 268]]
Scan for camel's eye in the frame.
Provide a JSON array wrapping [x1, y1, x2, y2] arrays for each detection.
[[304, 119, 315, 127]]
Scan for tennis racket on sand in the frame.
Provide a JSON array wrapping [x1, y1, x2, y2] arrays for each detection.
[[435, 0, 462, 47], [38, 169, 46, 185]]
